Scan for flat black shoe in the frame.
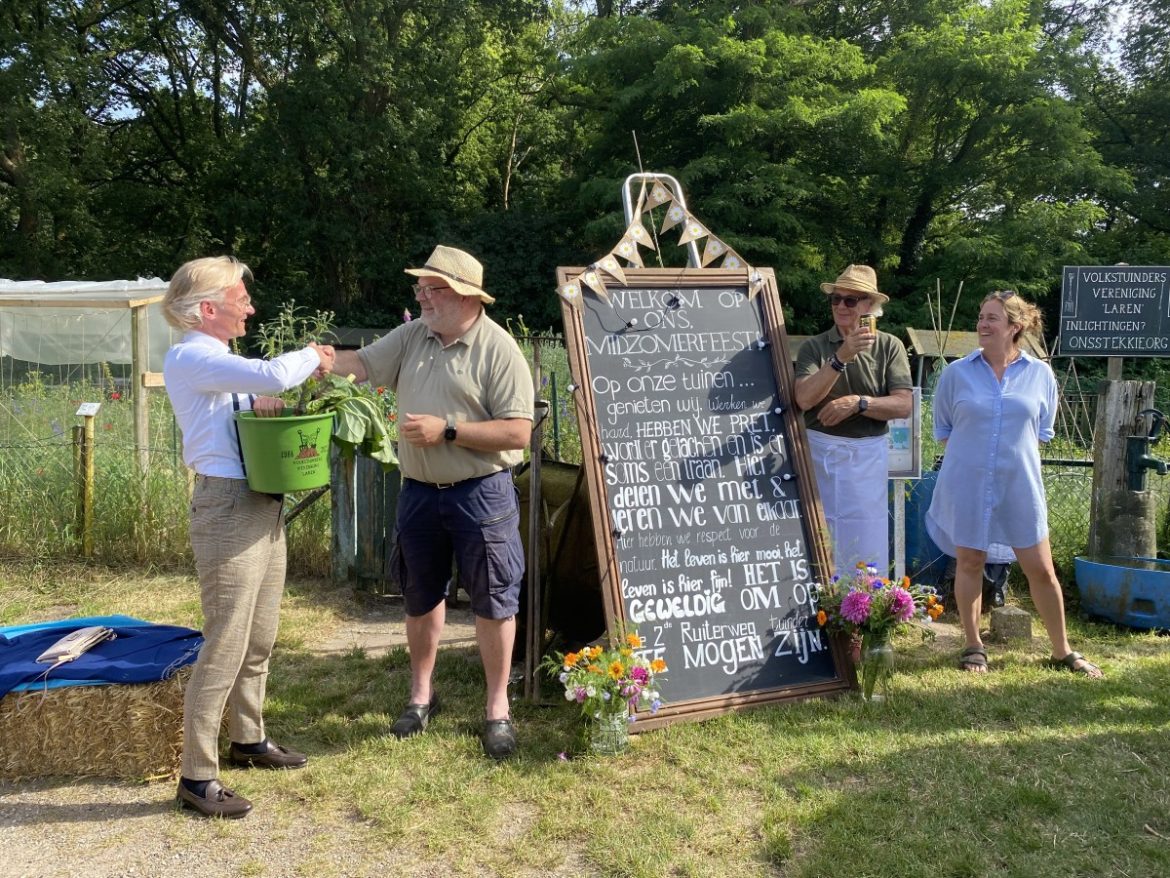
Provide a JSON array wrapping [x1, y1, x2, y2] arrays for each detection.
[[391, 692, 440, 739], [228, 739, 308, 770], [481, 717, 517, 761]]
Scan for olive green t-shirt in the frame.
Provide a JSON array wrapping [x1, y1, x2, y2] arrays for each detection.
[[794, 327, 912, 439], [357, 312, 533, 484]]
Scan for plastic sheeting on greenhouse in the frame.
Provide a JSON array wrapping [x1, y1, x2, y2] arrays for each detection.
[[0, 279, 176, 371]]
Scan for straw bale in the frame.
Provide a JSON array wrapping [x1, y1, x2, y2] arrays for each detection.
[[0, 667, 189, 781]]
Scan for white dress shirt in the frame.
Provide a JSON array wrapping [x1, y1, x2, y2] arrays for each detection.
[[164, 331, 321, 478]]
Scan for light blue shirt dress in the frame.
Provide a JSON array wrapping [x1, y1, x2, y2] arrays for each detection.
[[926, 350, 1057, 563]]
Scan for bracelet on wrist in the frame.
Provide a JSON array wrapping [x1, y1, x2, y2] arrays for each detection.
[[829, 354, 847, 373]]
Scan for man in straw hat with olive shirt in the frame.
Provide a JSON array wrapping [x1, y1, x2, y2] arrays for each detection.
[[794, 264, 912, 577], [331, 244, 533, 760]]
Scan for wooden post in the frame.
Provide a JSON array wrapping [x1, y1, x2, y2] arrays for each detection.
[[1088, 379, 1157, 558], [77, 414, 96, 557], [330, 446, 356, 584], [131, 304, 150, 474], [892, 479, 906, 580]]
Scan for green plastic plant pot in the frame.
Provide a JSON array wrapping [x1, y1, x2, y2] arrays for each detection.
[[234, 411, 334, 493]]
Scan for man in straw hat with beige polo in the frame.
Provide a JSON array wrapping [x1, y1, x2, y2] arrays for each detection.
[[794, 264, 912, 578], [331, 245, 533, 760]]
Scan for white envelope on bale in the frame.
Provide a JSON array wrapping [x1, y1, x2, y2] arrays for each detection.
[[35, 626, 116, 665]]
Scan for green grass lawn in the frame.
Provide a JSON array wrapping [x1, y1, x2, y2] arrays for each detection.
[[2, 560, 1168, 877]]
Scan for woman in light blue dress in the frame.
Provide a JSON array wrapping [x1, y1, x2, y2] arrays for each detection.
[[926, 291, 1102, 677]]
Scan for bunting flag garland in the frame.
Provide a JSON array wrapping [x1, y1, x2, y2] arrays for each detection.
[[644, 182, 673, 211], [580, 268, 609, 302], [624, 220, 656, 251], [700, 236, 727, 266], [595, 253, 628, 286], [677, 218, 708, 246], [660, 203, 687, 233], [615, 235, 645, 267], [747, 269, 765, 300], [557, 191, 763, 310], [559, 279, 582, 306]]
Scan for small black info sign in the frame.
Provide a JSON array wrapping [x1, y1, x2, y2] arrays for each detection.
[[558, 267, 849, 728], [1057, 265, 1170, 357]]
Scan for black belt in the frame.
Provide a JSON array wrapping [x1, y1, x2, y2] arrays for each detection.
[[408, 478, 462, 490], [407, 472, 496, 491]]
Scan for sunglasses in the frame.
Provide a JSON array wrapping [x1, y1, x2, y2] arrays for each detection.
[[988, 290, 1017, 300], [830, 294, 864, 308]]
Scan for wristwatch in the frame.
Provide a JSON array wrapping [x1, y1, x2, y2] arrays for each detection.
[[444, 416, 458, 441], [858, 396, 869, 414]]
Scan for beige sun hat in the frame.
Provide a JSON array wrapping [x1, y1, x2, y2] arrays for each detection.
[[819, 264, 890, 305], [404, 244, 495, 304]]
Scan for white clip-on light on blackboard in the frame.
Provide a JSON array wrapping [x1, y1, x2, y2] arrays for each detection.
[[666, 296, 681, 310], [612, 528, 623, 540], [621, 317, 639, 331], [567, 383, 579, 394], [780, 472, 797, 482], [773, 406, 784, 415], [756, 337, 768, 349]]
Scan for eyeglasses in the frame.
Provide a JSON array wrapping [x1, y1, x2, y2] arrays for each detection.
[[989, 290, 1017, 300], [830, 294, 863, 308], [412, 283, 453, 299], [214, 294, 251, 310]]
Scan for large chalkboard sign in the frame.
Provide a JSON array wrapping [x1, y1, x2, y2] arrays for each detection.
[[558, 268, 849, 727], [1057, 265, 1170, 356]]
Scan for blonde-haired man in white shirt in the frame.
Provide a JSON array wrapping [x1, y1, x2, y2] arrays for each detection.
[[163, 255, 334, 818]]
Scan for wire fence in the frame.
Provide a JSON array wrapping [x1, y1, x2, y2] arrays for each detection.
[[2, 339, 1168, 582]]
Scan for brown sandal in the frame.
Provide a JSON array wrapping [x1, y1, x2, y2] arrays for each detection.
[[1046, 651, 1103, 678], [958, 645, 988, 673]]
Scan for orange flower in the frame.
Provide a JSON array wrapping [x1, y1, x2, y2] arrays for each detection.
[[650, 658, 667, 673], [817, 609, 827, 626], [563, 652, 580, 667], [586, 664, 601, 674], [928, 604, 944, 620], [625, 632, 644, 649], [589, 645, 604, 659]]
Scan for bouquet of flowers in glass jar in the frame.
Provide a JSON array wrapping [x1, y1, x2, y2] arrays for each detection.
[[814, 563, 942, 700], [542, 632, 666, 753]]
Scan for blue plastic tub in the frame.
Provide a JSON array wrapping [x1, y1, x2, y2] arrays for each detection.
[[1074, 555, 1170, 630]]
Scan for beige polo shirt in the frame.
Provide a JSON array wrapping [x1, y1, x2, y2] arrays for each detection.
[[357, 311, 533, 484]]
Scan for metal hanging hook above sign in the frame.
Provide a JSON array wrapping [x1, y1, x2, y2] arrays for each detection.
[[621, 173, 701, 268]]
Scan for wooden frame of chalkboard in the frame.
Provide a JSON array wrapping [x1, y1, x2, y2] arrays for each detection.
[[558, 267, 851, 729]]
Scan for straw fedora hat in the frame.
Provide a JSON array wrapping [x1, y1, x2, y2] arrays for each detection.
[[820, 264, 889, 305], [404, 244, 495, 304]]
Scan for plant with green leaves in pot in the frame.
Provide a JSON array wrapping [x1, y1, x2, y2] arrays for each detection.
[[255, 302, 397, 469]]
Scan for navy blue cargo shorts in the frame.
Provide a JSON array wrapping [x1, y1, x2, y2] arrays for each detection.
[[393, 470, 524, 620]]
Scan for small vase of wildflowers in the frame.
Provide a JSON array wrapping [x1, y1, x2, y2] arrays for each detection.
[[814, 563, 942, 701], [542, 631, 667, 754]]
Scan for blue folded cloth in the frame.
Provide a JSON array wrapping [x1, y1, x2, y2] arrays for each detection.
[[0, 615, 202, 698]]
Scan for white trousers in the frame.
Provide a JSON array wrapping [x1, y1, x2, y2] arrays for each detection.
[[807, 431, 890, 578]]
